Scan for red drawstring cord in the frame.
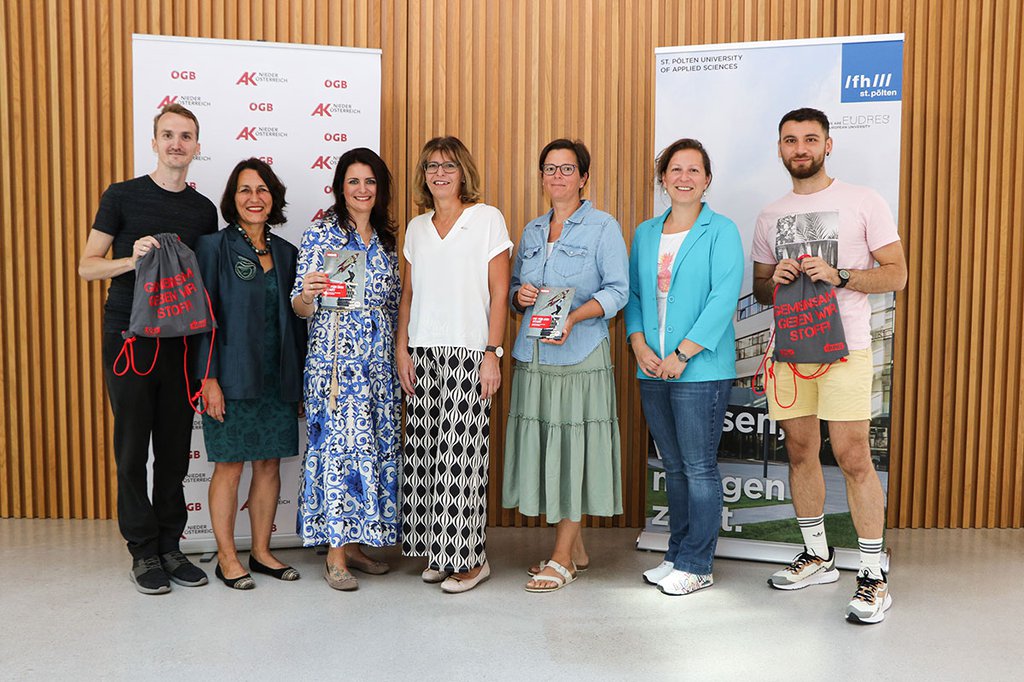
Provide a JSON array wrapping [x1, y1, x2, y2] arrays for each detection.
[[112, 335, 160, 377], [184, 287, 217, 415], [750, 279, 846, 408]]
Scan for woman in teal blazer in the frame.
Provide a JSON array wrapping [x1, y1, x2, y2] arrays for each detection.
[[624, 138, 743, 596]]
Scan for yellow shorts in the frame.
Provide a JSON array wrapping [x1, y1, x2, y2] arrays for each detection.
[[765, 348, 872, 422]]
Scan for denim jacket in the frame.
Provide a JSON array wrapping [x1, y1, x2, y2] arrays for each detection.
[[509, 200, 629, 365]]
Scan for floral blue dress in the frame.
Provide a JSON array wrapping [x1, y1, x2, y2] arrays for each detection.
[[291, 209, 402, 548]]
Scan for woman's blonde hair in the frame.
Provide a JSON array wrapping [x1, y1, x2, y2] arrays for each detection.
[[412, 136, 482, 209]]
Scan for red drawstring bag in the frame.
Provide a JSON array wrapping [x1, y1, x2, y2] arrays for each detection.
[[753, 256, 849, 407], [112, 233, 217, 413]]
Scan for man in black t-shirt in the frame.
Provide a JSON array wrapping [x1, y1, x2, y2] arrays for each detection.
[[79, 103, 217, 594]]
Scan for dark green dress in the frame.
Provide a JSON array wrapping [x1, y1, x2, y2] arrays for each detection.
[[202, 270, 298, 462]]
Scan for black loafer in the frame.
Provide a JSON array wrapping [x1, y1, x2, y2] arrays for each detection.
[[215, 563, 255, 590], [249, 556, 301, 581]]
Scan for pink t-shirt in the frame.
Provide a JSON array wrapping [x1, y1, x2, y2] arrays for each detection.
[[751, 179, 900, 351]]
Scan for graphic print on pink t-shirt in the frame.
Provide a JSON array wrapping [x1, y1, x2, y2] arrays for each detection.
[[774, 211, 839, 265]]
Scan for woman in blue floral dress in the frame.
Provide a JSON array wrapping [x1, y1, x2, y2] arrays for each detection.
[[291, 148, 401, 591]]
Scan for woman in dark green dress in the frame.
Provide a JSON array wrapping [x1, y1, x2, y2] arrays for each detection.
[[194, 158, 307, 589]]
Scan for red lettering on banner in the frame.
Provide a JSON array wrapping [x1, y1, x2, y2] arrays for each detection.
[[249, 102, 273, 111], [324, 185, 332, 194], [157, 95, 179, 108], [237, 127, 257, 141], [324, 79, 348, 88], [311, 103, 332, 117], [323, 132, 348, 142], [170, 71, 196, 80], [189, 450, 201, 459], [311, 208, 328, 221], [311, 156, 334, 170], [258, 157, 274, 165], [237, 71, 258, 86], [240, 500, 249, 511], [186, 502, 202, 511]]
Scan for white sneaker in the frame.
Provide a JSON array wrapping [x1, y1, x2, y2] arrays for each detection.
[[657, 569, 713, 596], [643, 561, 674, 586], [845, 568, 892, 624], [768, 547, 840, 590]]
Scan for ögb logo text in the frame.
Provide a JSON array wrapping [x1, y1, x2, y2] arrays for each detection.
[[324, 132, 348, 142], [170, 70, 196, 80], [249, 102, 274, 112], [324, 79, 348, 88]]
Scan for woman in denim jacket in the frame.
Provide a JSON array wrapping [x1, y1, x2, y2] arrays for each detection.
[[625, 138, 744, 596], [502, 139, 629, 592]]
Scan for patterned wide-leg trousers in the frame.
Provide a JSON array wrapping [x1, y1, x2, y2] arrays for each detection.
[[401, 346, 490, 573]]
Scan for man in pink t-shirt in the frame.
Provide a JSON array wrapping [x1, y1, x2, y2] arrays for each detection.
[[751, 107, 907, 625]]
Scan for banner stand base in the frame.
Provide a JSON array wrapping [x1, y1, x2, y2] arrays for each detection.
[[636, 531, 883, 572], [181, 534, 303, 556]]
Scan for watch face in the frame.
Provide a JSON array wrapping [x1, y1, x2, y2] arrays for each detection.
[[839, 269, 851, 279]]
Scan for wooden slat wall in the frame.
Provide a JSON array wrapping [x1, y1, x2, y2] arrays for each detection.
[[3, 0, 1023, 529]]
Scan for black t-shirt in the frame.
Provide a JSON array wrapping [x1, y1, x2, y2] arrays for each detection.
[[92, 175, 218, 332]]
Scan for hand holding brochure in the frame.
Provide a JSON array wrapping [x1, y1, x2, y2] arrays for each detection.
[[526, 286, 575, 339], [321, 249, 366, 310]]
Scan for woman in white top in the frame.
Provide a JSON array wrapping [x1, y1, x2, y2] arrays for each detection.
[[396, 136, 512, 593]]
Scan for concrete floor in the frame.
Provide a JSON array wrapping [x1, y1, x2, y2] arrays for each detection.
[[1, 519, 1022, 680]]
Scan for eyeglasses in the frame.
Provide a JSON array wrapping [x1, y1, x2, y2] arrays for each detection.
[[424, 161, 459, 174], [541, 163, 578, 176]]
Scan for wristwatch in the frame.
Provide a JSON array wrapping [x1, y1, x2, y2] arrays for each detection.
[[485, 345, 504, 358], [674, 349, 690, 363], [836, 269, 851, 288]]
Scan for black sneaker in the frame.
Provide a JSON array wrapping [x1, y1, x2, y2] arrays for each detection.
[[130, 556, 171, 595], [160, 550, 209, 587]]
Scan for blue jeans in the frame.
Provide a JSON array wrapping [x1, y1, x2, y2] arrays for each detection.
[[640, 378, 732, 575]]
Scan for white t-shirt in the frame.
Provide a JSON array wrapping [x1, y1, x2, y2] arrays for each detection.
[[751, 179, 900, 351], [403, 203, 513, 350], [656, 230, 688, 356]]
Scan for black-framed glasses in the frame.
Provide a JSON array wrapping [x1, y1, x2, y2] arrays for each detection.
[[424, 161, 459, 174], [541, 163, 578, 176]]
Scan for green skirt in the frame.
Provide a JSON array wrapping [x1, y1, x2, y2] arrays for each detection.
[[502, 338, 622, 522]]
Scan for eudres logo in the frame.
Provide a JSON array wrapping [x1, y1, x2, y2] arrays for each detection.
[[840, 40, 903, 103]]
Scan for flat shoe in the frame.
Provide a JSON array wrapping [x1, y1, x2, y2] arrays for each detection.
[[440, 561, 490, 593], [421, 567, 452, 583], [249, 556, 300, 581], [528, 559, 589, 577], [524, 560, 576, 593], [215, 563, 255, 590], [346, 553, 390, 575], [323, 562, 358, 591]]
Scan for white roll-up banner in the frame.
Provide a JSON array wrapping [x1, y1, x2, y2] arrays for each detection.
[[642, 34, 904, 569], [131, 34, 382, 553]]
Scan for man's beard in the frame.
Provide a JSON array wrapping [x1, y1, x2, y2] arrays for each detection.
[[784, 154, 825, 180]]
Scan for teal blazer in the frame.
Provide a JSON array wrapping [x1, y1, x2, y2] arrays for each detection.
[[625, 203, 744, 382]]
